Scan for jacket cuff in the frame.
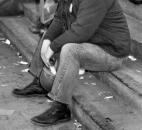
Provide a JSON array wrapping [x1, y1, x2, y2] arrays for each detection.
[[50, 41, 59, 53], [43, 32, 55, 41]]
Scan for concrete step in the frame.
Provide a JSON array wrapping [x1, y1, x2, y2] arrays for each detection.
[[23, 3, 39, 25], [0, 17, 40, 62], [73, 73, 142, 130], [125, 14, 142, 44], [0, 17, 142, 130], [94, 57, 142, 110], [118, 0, 142, 21], [124, 14, 142, 60], [118, 0, 142, 60]]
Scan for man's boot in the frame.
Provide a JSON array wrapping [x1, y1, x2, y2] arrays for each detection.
[[31, 101, 71, 126], [12, 78, 49, 97]]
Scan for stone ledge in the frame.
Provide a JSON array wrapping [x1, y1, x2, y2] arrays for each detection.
[[93, 57, 142, 111], [1, 16, 142, 130], [23, 3, 39, 25], [0, 17, 40, 62], [72, 73, 142, 130], [118, 0, 142, 21]]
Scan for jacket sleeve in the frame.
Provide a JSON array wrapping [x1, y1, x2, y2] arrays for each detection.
[[50, 0, 107, 52], [43, 3, 64, 41]]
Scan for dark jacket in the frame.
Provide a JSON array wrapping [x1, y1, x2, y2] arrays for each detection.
[[44, 0, 131, 58]]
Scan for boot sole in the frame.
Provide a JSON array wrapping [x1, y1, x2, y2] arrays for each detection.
[[12, 93, 53, 101], [31, 117, 71, 127], [12, 93, 47, 98]]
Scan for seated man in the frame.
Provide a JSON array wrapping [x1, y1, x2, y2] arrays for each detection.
[[30, 0, 56, 35], [12, 0, 131, 127]]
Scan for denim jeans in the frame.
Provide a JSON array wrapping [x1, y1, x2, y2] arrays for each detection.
[[30, 39, 124, 106]]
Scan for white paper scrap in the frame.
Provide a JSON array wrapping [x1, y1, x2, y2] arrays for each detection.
[[104, 96, 113, 100], [74, 120, 82, 129], [18, 61, 28, 65], [79, 68, 85, 75], [0, 109, 15, 116], [2, 39, 10, 45], [136, 70, 141, 73], [91, 83, 96, 86], [46, 99, 53, 103], [1, 84, 8, 87], [21, 68, 29, 73], [79, 76, 84, 80], [128, 55, 137, 61]]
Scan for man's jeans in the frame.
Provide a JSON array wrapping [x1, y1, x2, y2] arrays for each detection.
[[29, 38, 124, 106]]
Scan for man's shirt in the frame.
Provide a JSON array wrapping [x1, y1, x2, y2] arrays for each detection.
[[44, 0, 131, 58]]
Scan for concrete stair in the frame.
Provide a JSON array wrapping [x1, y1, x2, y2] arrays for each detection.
[[1, 1, 142, 130], [118, 0, 142, 60], [23, 3, 39, 25], [73, 73, 142, 130], [0, 16, 40, 61], [94, 58, 142, 110]]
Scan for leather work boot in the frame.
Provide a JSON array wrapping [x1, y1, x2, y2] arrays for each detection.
[[12, 78, 49, 97], [31, 101, 71, 126]]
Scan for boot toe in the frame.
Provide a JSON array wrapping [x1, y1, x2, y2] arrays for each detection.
[[12, 88, 23, 95]]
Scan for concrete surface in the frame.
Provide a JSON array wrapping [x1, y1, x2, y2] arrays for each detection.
[[0, 35, 86, 130]]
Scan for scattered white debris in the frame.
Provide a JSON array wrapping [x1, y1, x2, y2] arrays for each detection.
[[21, 68, 29, 73], [89, 75, 92, 78], [1, 84, 8, 87], [74, 120, 82, 130], [0, 109, 15, 116], [46, 99, 53, 103], [128, 55, 137, 61], [2, 39, 11, 45], [104, 96, 113, 100], [91, 82, 96, 86], [17, 52, 21, 56], [18, 61, 28, 65], [136, 70, 141, 73], [79, 76, 84, 80], [19, 56, 22, 59], [84, 82, 89, 85], [79, 68, 85, 75]]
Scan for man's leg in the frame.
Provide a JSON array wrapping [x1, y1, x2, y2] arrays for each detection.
[[31, 43, 124, 126], [12, 33, 52, 97]]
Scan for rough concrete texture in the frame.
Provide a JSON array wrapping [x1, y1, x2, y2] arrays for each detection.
[[0, 35, 86, 130], [118, 0, 142, 21]]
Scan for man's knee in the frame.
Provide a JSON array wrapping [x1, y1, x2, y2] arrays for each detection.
[[61, 43, 78, 56]]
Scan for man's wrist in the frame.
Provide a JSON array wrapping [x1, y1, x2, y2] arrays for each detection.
[[43, 39, 51, 44]]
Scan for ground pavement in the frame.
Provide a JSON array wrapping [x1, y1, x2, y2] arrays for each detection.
[[0, 33, 86, 130]]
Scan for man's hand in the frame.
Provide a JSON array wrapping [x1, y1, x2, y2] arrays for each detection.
[[41, 39, 51, 55], [41, 39, 54, 68]]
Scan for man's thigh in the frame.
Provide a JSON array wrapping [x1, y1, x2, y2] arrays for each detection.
[[78, 43, 124, 72]]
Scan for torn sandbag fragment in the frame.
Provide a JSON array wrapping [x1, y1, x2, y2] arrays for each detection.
[[2, 39, 11, 45]]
